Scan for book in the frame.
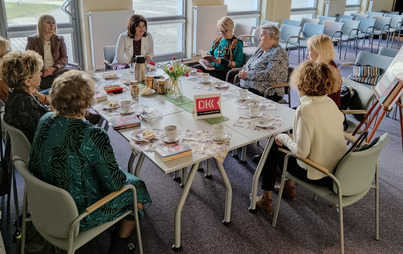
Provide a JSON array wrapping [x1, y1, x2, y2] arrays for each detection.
[[104, 85, 124, 94], [154, 143, 192, 162], [199, 59, 215, 71], [95, 91, 108, 103], [111, 115, 141, 130], [372, 78, 403, 110], [199, 49, 215, 62]]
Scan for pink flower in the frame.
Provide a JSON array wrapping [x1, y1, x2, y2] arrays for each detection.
[[169, 67, 173, 71], [172, 56, 176, 60]]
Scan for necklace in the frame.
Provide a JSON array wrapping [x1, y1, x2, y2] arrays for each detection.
[[133, 39, 141, 51], [217, 40, 230, 55]]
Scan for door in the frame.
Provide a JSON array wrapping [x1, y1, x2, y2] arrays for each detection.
[[0, 0, 82, 66]]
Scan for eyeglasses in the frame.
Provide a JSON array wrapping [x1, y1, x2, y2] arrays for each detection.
[[218, 30, 228, 34]]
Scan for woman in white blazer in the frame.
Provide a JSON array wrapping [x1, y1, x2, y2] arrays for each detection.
[[113, 14, 154, 69]]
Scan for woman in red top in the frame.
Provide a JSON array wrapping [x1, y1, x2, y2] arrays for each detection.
[[307, 34, 341, 108]]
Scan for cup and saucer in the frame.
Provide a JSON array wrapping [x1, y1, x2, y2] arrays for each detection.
[[247, 112, 263, 118], [212, 124, 230, 141], [212, 133, 230, 142], [162, 125, 181, 143], [161, 134, 181, 143]]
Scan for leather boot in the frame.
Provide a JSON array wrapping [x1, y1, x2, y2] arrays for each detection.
[[256, 195, 273, 215]]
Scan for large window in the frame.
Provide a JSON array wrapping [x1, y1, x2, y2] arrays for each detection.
[[224, 0, 260, 27], [345, 0, 361, 15], [290, 0, 317, 21], [133, 0, 185, 61]]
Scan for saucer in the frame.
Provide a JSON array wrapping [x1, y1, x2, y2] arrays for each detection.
[[251, 118, 274, 128], [247, 112, 263, 118], [120, 110, 134, 115], [212, 133, 230, 141], [161, 134, 181, 143], [237, 96, 248, 101], [201, 80, 211, 84], [214, 83, 229, 89]]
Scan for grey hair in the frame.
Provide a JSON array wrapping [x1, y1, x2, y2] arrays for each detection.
[[260, 24, 280, 41]]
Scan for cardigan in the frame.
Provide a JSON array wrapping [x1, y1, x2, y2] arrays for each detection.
[[113, 31, 154, 64], [277, 95, 348, 180]]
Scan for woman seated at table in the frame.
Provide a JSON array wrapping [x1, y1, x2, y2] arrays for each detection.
[[0, 36, 11, 103], [29, 70, 152, 254], [256, 61, 348, 215], [238, 24, 289, 102], [197, 16, 243, 81], [113, 14, 154, 69], [306, 34, 341, 108], [26, 14, 69, 90], [1, 50, 49, 143]]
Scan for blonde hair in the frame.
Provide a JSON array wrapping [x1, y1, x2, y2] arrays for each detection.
[[0, 36, 10, 58], [217, 16, 234, 34], [307, 34, 335, 63], [37, 14, 57, 39], [1, 50, 43, 91], [291, 61, 341, 96], [50, 70, 95, 117]]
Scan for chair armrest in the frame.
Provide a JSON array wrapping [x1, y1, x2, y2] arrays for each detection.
[[285, 153, 330, 175], [342, 109, 367, 114], [103, 59, 112, 65], [86, 185, 134, 213], [226, 67, 242, 83], [338, 62, 354, 71]]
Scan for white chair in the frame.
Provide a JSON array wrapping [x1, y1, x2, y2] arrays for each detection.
[[103, 45, 116, 70], [233, 23, 254, 46], [13, 156, 143, 254], [272, 133, 390, 254]]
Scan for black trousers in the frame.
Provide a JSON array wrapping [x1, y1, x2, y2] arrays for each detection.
[[261, 142, 333, 191]]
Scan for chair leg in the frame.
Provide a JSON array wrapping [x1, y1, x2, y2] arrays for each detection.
[[272, 156, 289, 227], [337, 189, 344, 254], [375, 166, 380, 240]]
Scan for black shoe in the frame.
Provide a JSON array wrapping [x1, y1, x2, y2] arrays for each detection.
[[108, 236, 130, 254], [252, 153, 262, 163]]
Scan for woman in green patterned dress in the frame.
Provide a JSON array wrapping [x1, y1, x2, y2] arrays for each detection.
[[29, 70, 151, 254]]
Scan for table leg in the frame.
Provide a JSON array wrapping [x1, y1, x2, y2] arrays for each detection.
[[240, 146, 247, 162], [134, 153, 145, 177], [214, 158, 232, 225], [249, 137, 274, 211], [172, 162, 200, 251], [205, 159, 212, 178], [180, 167, 188, 187], [128, 153, 136, 175]]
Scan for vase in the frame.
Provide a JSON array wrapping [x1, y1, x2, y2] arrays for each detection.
[[167, 77, 182, 99]]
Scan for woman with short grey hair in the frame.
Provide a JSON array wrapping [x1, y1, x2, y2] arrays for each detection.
[[238, 24, 289, 101]]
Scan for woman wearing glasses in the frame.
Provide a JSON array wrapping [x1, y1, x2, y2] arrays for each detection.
[[198, 16, 244, 81]]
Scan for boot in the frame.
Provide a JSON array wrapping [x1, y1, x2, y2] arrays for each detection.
[[108, 235, 130, 254], [256, 195, 273, 215], [274, 182, 297, 200]]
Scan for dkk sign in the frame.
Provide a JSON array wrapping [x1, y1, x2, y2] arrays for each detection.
[[193, 93, 222, 119]]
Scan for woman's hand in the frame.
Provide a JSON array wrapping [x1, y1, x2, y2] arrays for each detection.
[[275, 137, 283, 147], [213, 58, 222, 65], [239, 70, 248, 80], [42, 66, 57, 77]]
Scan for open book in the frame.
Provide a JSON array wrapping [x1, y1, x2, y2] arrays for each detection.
[[199, 49, 215, 62], [372, 77, 403, 110]]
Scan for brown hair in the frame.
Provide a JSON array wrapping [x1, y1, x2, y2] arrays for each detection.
[[1, 50, 43, 91], [127, 14, 148, 38], [37, 14, 57, 40], [291, 61, 341, 96], [50, 70, 95, 117], [0, 36, 10, 58]]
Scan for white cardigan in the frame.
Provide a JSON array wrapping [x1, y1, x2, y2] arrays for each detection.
[[277, 95, 348, 180], [113, 31, 154, 64]]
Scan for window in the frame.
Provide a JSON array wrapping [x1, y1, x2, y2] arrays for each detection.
[[224, 0, 260, 27], [345, 0, 361, 14], [290, 0, 317, 21], [133, 0, 185, 61]]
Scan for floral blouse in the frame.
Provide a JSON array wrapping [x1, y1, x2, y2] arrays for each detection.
[[240, 43, 289, 97]]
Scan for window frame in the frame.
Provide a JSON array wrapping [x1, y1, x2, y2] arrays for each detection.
[[225, 1, 261, 28], [290, 0, 317, 20]]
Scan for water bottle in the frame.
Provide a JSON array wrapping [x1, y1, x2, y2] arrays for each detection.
[[134, 55, 146, 83]]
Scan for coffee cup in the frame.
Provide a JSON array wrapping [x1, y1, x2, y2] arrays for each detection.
[[249, 103, 260, 117], [165, 125, 178, 141], [120, 100, 131, 114], [212, 124, 225, 140], [201, 73, 209, 83], [239, 89, 248, 100]]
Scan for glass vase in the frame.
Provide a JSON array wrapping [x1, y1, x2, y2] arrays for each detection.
[[167, 77, 182, 99]]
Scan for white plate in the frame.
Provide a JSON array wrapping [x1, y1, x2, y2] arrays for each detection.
[[131, 129, 155, 142], [102, 102, 119, 110], [120, 110, 135, 115], [140, 89, 156, 96], [212, 133, 231, 141], [251, 118, 274, 128], [246, 112, 263, 118], [161, 134, 181, 143], [201, 80, 211, 84], [214, 83, 229, 89]]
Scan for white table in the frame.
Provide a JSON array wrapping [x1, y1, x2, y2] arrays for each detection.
[[93, 69, 295, 250]]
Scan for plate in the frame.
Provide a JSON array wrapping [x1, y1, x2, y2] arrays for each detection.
[[140, 88, 156, 96], [201, 80, 210, 84], [102, 101, 119, 110], [212, 133, 231, 141], [161, 134, 181, 143], [120, 110, 135, 115], [214, 83, 229, 89], [247, 112, 263, 118], [251, 118, 274, 128], [131, 129, 156, 142]]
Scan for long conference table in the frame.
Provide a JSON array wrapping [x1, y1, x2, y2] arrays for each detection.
[[92, 68, 295, 250]]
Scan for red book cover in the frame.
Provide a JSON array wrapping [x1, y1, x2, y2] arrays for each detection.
[[111, 115, 141, 130]]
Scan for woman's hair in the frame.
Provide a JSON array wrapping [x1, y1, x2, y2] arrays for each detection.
[[290, 61, 341, 96], [1, 50, 43, 91], [37, 14, 57, 39], [260, 24, 280, 41], [0, 36, 10, 58], [127, 14, 148, 38], [217, 16, 234, 34], [50, 70, 95, 117], [307, 34, 335, 63]]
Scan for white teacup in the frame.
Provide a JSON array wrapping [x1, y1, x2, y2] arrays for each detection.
[[120, 100, 131, 114], [249, 103, 260, 117], [212, 124, 225, 140], [165, 125, 178, 141], [239, 89, 248, 100], [201, 73, 209, 83]]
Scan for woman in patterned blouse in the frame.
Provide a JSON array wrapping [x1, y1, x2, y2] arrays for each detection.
[[29, 70, 152, 254], [1, 50, 49, 143], [238, 24, 289, 102]]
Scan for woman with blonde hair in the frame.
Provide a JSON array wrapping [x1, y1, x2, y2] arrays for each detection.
[[257, 61, 348, 215], [306, 34, 341, 108], [26, 14, 69, 89], [29, 70, 152, 254]]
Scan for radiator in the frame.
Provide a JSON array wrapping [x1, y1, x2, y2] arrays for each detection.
[[88, 10, 134, 71], [193, 5, 227, 56]]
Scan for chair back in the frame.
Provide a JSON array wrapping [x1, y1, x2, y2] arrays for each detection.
[[384, 14, 403, 29], [13, 157, 80, 239], [318, 16, 336, 24], [301, 23, 326, 39], [350, 13, 368, 20], [279, 24, 302, 45], [373, 16, 392, 30], [281, 19, 301, 27], [335, 14, 353, 22], [261, 20, 279, 27], [343, 78, 375, 122], [1, 114, 30, 164], [333, 133, 389, 195], [323, 20, 344, 38], [340, 19, 360, 36], [354, 51, 393, 71], [103, 46, 116, 70], [356, 17, 376, 33], [366, 11, 384, 18], [233, 23, 254, 38], [378, 47, 399, 57], [300, 17, 320, 28]]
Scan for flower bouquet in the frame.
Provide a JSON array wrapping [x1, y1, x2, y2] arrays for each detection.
[[162, 60, 188, 99]]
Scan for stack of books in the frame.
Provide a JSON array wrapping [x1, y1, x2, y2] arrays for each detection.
[[111, 115, 141, 130], [154, 143, 192, 162]]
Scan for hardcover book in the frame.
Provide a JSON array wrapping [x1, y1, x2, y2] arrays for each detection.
[[111, 115, 141, 130], [154, 143, 192, 162], [372, 77, 403, 110]]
